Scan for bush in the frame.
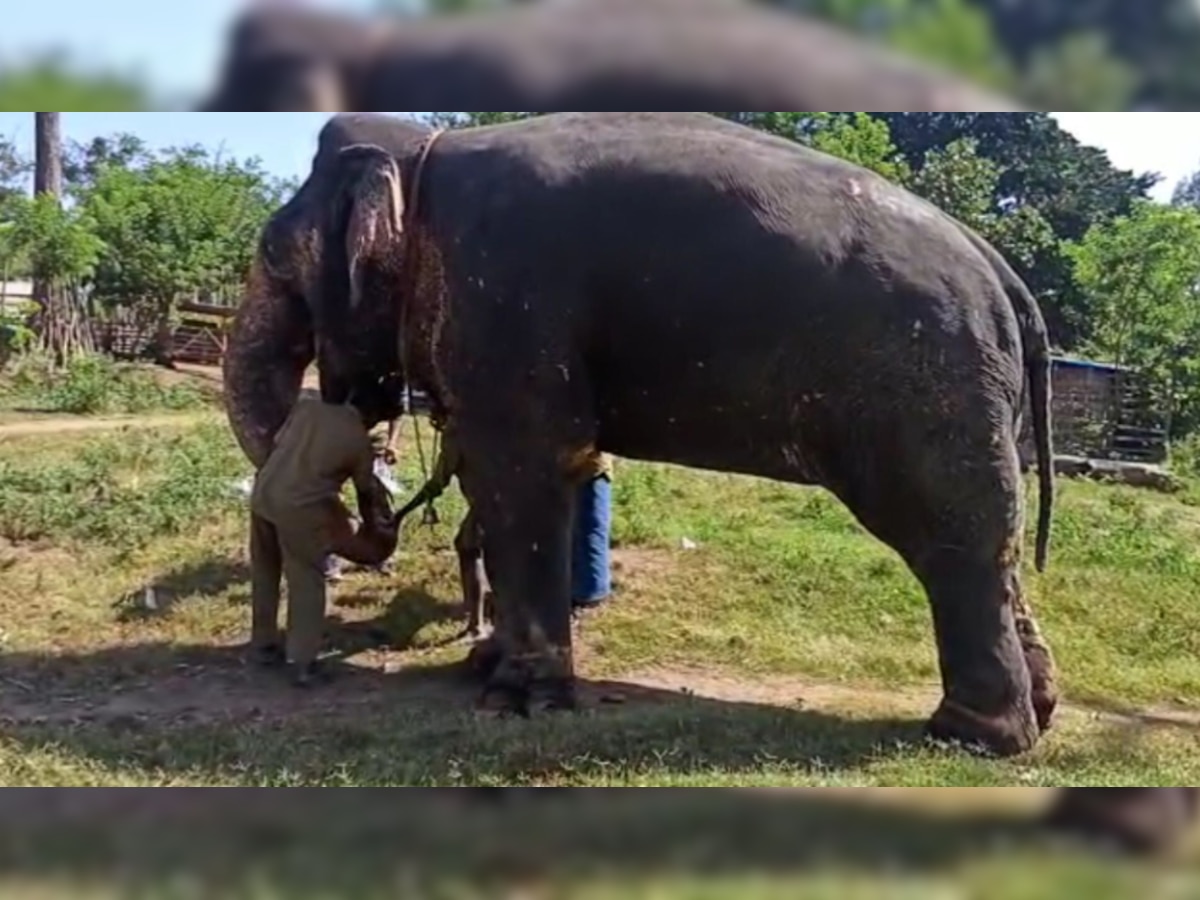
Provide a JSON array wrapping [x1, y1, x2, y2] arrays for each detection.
[[0, 422, 243, 553], [0, 352, 212, 414]]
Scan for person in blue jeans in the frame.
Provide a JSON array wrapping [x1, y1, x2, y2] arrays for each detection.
[[571, 453, 614, 609]]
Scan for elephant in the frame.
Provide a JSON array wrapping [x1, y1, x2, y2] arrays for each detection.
[[199, 0, 1024, 113], [227, 109, 1056, 748], [222, 111, 1197, 854]]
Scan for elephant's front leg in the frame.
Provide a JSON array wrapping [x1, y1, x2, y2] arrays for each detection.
[[472, 460, 577, 715]]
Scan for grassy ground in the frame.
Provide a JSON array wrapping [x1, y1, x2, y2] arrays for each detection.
[[2, 417, 1200, 892], [0, 354, 220, 420]]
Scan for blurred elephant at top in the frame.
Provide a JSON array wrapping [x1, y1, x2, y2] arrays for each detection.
[[199, 0, 1024, 113]]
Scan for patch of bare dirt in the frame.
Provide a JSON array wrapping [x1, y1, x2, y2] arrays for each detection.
[[0, 648, 470, 729], [627, 666, 1200, 734], [0, 411, 215, 439], [4, 636, 1200, 741], [611, 547, 678, 583]]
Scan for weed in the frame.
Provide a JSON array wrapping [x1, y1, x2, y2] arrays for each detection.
[[0, 352, 213, 415], [0, 422, 242, 554]]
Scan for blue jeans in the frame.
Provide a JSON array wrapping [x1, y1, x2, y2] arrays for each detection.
[[572, 475, 613, 607]]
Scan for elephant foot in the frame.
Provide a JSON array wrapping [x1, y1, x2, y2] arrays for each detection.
[[1016, 617, 1059, 734], [474, 643, 577, 717], [1045, 789, 1198, 855], [1025, 645, 1059, 734], [465, 635, 504, 681], [250, 642, 286, 669], [925, 695, 1039, 758], [290, 660, 336, 689]]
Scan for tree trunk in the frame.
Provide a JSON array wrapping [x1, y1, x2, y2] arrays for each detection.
[[30, 113, 92, 363], [34, 113, 63, 199]]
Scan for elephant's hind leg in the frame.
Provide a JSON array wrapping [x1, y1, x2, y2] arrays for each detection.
[[831, 418, 1051, 757]]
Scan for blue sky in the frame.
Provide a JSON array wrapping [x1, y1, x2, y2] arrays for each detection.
[[0, 113, 344, 185], [0, 112, 1196, 200], [0, 0, 378, 100]]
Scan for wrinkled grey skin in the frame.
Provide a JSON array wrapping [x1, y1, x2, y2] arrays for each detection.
[[223, 115, 430, 468], [199, 0, 1023, 113], [231, 110, 1055, 742], [224, 112, 1191, 854]]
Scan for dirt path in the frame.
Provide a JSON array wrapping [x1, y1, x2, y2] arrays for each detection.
[[0, 410, 218, 439], [3, 649, 1197, 736]]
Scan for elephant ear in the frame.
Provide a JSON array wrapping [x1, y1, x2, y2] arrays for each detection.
[[338, 143, 405, 312]]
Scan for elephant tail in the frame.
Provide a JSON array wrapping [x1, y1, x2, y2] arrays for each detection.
[[961, 227, 1055, 573], [1026, 327, 1054, 574]]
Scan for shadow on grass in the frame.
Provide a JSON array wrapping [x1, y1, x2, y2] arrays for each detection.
[[0, 787, 1067, 897], [334, 584, 465, 653], [113, 557, 252, 623], [0, 631, 929, 789]]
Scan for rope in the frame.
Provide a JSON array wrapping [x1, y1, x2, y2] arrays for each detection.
[[396, 128, 449, 531]]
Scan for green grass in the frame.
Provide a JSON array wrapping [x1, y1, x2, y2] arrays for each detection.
[[0, 353, 217, 416], [4, 419, 1200, 895], [1, 420, 1200, 796]]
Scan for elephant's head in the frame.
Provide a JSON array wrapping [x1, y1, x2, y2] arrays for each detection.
[[223, 114, 432, 467], [199, 8, 396, 112]]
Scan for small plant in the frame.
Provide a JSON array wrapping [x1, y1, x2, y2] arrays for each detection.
[[0, 351, 213, 414], [0, 422, 243, 554]]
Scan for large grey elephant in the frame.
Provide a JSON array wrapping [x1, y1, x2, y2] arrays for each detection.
[[227, 110, 1055, 751], [199, 0, 1023, 112], [223, 110, 1199, 855]]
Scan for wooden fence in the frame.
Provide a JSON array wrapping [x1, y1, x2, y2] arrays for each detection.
[[101, 301, 234, 367]]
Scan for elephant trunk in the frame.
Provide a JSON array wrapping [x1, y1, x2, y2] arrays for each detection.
[[223, 258, 315, 469]]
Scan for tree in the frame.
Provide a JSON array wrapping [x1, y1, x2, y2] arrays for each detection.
[[0, 137, 30, 211], [28, 112, 95, 361], [1171, 165, 1200, 210], [1020, 31, 1138, 112], [78, 145, 288, 363], [5, 193, 104, 358], [428, 112, 536, 129], [1066, 201, 1200, 435], [878, 112, 1159, 347], [0, 57, 151, 112], [63, 133, 150, 196], [800, 113, 909, 182], [907, 137, 1056, 279]]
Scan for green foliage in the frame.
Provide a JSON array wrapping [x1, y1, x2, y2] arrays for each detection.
[[78, 146, 287, 322], [1020, 31, 1139, 112], [0, 57, 151, 112], [429, 112, 536, 129], [63, 133, 151, 196], [1171, 166, 1200, 210], [0, 309, 35, 366], [906, 137, 1057, 271], [879, 0, 1017, 93], [0, 353, 211, 416], [4, 194, 104, 287], [0, 137, 31, 209], [0, 422, 239, 553], [879, 112, 1159, 347], [1066, 201, 1200, 434], [805, 113, 910, 182]]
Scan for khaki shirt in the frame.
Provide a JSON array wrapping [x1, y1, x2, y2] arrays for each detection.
[[251, 396, 375, 520]]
